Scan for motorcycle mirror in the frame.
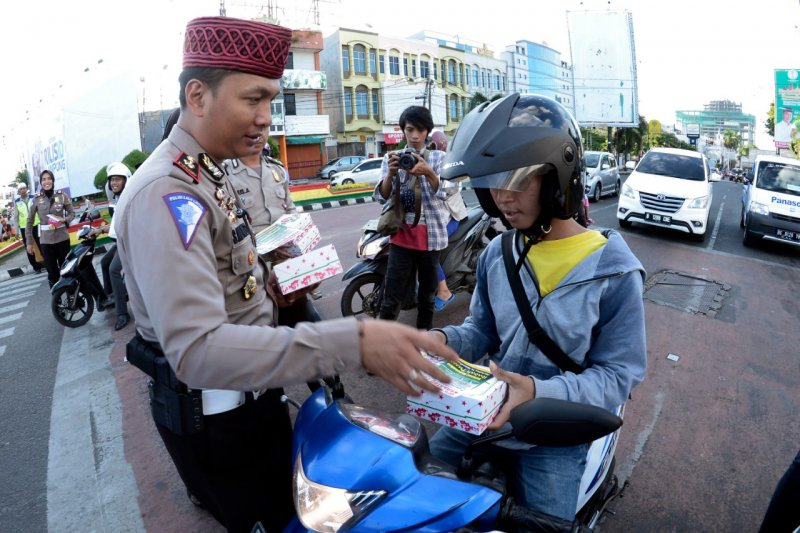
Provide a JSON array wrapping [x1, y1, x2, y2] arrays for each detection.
[[509, 398, 622, 448], [88, 209, 102, 222]]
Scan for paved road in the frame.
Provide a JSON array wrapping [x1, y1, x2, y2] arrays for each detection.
[[1, 189, 798, 532]]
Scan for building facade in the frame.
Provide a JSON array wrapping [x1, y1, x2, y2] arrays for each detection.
[[280, 30, 330, 180], [676, 100, 756, 147], [502, 40, 573, 113]]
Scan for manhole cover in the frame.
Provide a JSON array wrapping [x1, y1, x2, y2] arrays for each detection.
[[643, 270, 730, 318]]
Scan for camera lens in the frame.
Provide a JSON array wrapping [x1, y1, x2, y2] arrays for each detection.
[[399, 153, 416, 170]]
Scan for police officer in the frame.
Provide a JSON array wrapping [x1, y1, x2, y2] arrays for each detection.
[[14, 183, 44, 273], [26, 170, 75, 288], [114, 16, 457, 533], [227, 145, 323, 327]]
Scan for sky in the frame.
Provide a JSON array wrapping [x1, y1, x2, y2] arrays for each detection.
[[2, 0, 799, 184]]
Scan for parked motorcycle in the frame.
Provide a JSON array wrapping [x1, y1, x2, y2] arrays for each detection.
[[282, 381, 625, 532], [51, 212, 107, 328], [340, 206, 498, 317]]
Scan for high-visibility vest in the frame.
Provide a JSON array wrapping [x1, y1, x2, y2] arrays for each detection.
[[14, 197, 40, 228]]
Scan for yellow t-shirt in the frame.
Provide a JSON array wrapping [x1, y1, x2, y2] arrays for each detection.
[[526, 230, 608, 296]]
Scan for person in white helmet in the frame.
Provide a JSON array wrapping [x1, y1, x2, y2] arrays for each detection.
[[90, 162, 132, 330]]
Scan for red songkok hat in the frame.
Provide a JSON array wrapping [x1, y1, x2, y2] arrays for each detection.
[[183, 16, 291, 79]]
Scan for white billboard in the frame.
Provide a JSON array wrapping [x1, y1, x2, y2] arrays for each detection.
[[26, 74, 141, 198], [567, 10, 639, 127]]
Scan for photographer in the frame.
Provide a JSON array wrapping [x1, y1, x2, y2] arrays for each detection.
[[375, 105, 450, 330]]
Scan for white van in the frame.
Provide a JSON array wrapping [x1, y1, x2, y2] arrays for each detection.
[[617, 147, 712, 241], [741, 155, 800, 247]]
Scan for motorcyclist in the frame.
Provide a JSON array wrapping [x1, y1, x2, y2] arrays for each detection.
[[90, 162, 131, 329], [428, 93, 648, 521]]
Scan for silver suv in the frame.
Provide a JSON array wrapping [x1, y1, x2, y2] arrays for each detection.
[[584, 151, 621, 202]]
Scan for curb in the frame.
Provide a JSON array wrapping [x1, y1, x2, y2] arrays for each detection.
[[0, 245, 110, 283], [1, 197, 376, 282]]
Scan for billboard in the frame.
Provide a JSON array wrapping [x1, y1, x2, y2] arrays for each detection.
[[686, 123, 700, 138], [25, 73, 141, 198], [567, 10, 638, 127], [774, 69, 800, 149]]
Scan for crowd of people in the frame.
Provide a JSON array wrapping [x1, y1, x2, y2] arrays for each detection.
[[3, 14, 796, 533]]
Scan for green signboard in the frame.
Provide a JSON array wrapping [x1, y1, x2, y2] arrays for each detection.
[[774, 69, 800, 147]]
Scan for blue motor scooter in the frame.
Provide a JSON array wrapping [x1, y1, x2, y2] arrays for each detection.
[[282, 380, 625, 532]]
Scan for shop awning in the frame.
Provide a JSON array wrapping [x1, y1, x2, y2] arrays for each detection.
[[286, 135, 328, 145]]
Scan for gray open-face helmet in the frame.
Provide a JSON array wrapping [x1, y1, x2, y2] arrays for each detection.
[[441, 93, 585, 237]]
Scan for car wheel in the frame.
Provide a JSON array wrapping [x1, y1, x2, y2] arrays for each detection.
[[592, 184, 602, 202], [328, 170, 336, 179], [691, 230, 707, 243], [742, 222, 757, 247], [618, 218, 632, 229], [613, 180, 620, 197], [343, 178, 354, 185]]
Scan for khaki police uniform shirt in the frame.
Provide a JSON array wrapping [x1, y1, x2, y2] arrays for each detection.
[[114, 125, 360, 392], [226, 156, 296, 234], [27, 191, 74, 245]]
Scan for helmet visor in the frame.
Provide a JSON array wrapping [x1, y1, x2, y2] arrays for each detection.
[[467, 163, 550, 192]]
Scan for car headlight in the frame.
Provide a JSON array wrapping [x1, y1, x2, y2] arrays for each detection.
[[688, 195, 709, 209], [293, 452, 386, 532], [748, 201, 770, 216], [60, 258, 77, 275], [622, 183, 637, 200]]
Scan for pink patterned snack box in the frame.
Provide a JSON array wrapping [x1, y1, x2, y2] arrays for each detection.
[[273, 243, 343, 295], [255, 213, 321, 257], [406, 355, 507, 435]]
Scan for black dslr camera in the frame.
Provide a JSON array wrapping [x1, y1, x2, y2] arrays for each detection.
[[395, 148, 419, 171]]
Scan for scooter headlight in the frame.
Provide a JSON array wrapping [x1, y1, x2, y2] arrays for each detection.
[[341, 404, 422, 447], [359, 237, 386, 259], [293, 452, 385, 532], [60, 258, 78, 275]]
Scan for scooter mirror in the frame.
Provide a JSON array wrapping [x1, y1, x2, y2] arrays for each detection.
[[88, 209, 102, 222], [509, 398, 622, 448]]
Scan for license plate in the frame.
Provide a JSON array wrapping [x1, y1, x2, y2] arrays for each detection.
[[775, 228, 800, 242], [645, 212, 672, 225]]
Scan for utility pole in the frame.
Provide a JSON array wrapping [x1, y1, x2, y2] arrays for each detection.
[[219, 0, 226, 16], [311, 0, 319, 25]]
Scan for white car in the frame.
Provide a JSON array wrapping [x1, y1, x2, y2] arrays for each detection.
[[330, 157, 383, 186], [617, 147, 713, 241]]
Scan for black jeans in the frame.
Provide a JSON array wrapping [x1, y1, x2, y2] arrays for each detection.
[[101, 244, 127, 314], [155, 390, 295, 533], [759, 448, 800, 533], [40, 239, 70, 288], [379, 244, 440, 330]]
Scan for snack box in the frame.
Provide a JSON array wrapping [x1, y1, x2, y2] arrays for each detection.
[[273, 243, 343, 295], [406, 355, 507, 435], [255, 213, 320, 257]]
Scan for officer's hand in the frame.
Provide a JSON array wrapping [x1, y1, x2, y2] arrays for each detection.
[[487, 361, 535, 430], [266, 271, 298, 307], [26, 244, 33, 254], [360, 320, 459, 396]]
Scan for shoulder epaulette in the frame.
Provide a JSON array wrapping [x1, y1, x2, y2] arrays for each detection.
[[266, 156, 285, 168], [173, 152, 200, 183]]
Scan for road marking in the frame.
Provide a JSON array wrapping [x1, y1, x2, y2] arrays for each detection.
[[0, 291, 35, 305], [2, 283, 44, 298], [0, 301, 29, 315], [707, 198, 725, 250], [0, 312, 23, 326], [48, 310, 144, 531], [618, 390, 665, 483], [0, 327, 15, 340]]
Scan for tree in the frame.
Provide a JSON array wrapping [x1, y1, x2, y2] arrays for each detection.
[[466, 92, 502, 113], [93, 149, 150, 191], [723, 129, 740, 152], [636, 115, 649, 156], [653, 133, 693, 150], [15, 169, 30, 187], [765, 102, 775, 138], [580, 127, 607, 151]]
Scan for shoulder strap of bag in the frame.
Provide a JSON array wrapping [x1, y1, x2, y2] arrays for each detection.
[[501, 230, 584, 374]]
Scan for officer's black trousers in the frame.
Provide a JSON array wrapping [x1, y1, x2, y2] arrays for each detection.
[[41, 239, 70, 287], [155, 389, 294, 533]]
